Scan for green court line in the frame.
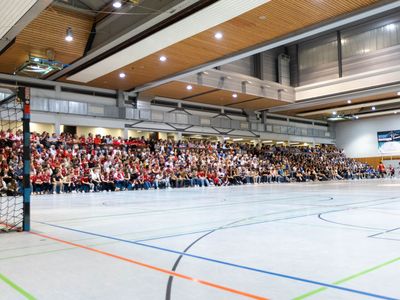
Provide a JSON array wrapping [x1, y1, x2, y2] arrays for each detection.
[[293, 257, 400, 299], [0, 273, 37, 300]]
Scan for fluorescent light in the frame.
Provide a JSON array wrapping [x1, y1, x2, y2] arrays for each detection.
[[233, 138, 243, 142], [223, 137, 230, 140], [232, 93, 238, 98], [113, 1, 122, 8], [214, 32, 223, 39], [159, 56, 167, 62], [276, 142, 284, 144], [65, 27, 73, 42], [119, 72, 126, 78], [186, 85, 193, 91], [262, 140, 273, 143]]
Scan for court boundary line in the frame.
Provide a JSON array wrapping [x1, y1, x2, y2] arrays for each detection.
[[29, 231, 268, 300], [0, 273, 36, 300], [293, 256, 400, 300], [34, 221, 395, 300]]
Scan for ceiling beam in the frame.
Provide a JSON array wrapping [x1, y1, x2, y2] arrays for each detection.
[[47, 0, 202, 81], [132, 0, 400, 93], [298, 97, 400, 117], [0, 0, 53, 53], [0, 73, 116, 95], [268, 82, 400, 113]]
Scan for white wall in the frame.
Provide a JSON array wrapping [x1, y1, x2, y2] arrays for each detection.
[[335, 114, 400, 158]]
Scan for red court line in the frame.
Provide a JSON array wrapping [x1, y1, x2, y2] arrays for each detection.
[[30, 231, 268, 300]]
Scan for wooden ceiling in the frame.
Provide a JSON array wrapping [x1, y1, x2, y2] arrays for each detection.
[[0, 6, 93, 74], [142, 81, 287, 110], [64, 0, 380, 90]]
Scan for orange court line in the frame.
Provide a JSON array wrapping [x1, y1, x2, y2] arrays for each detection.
[[30, 231, 269, 300]]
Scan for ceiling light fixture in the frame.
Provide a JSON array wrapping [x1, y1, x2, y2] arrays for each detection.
[[347, 100, 352, 104], [119, 72, 126, 78], [186, 85, 193, 91], [232, 93, 238, 98], [113, 1, 122, 8], [214, 32, 223, 39], [332, 111, 337, 115], [159, 56, 167, 62], [385, 23, 396, 31], [397, 91, 400, 96], [371, 106, 376, 111], [355, 116, 359, 119], [65, 27, 73, 42], [233, 138, 243, 142]]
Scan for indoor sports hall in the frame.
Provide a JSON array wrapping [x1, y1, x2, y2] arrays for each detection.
[[1, 1, 400, 300]]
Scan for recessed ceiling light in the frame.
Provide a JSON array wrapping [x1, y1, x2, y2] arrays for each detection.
[[332, 111, 337, 115], [347, 100, 352, 104], [113, 1, 122, 8], [65, 27, 73, 42], [355, 115, 359, 119], [214, 32, 223, 39], [159, 56, 167, 62], [119, 72, 126, 78], [371, 106, 376, 111], [186, 85, 193, 91], [232, 93, 238, 98]]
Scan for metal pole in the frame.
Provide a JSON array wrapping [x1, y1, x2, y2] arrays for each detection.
[[22, 87, 31, 231]]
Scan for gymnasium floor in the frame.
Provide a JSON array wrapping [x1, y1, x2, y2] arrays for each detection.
[[1, 180, 400, 300]]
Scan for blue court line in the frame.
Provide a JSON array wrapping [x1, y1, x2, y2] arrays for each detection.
[[369, 226, 400, 238], [34, 221, 397, 300]]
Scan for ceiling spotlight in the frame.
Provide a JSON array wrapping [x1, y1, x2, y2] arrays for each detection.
[[397, 92, 400, 96], [347, 100, 352, 104], [332, 111, 337, 115], [371, 106, 376, 111], [355, 115, 359, 119], [65, 27, 73, 42], [214, 32, 223, 39], [119, 72, 126, 78], [232, 93, 238, 98], [113, 1, 122, 8], [186, 85, 193, 91], [159, 56, 167, 62]]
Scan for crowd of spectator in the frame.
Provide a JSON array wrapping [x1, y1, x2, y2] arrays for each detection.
[[0, 129, 381, 195]]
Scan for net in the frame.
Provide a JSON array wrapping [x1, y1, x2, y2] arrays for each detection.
[[0, 92, 25, 232]]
